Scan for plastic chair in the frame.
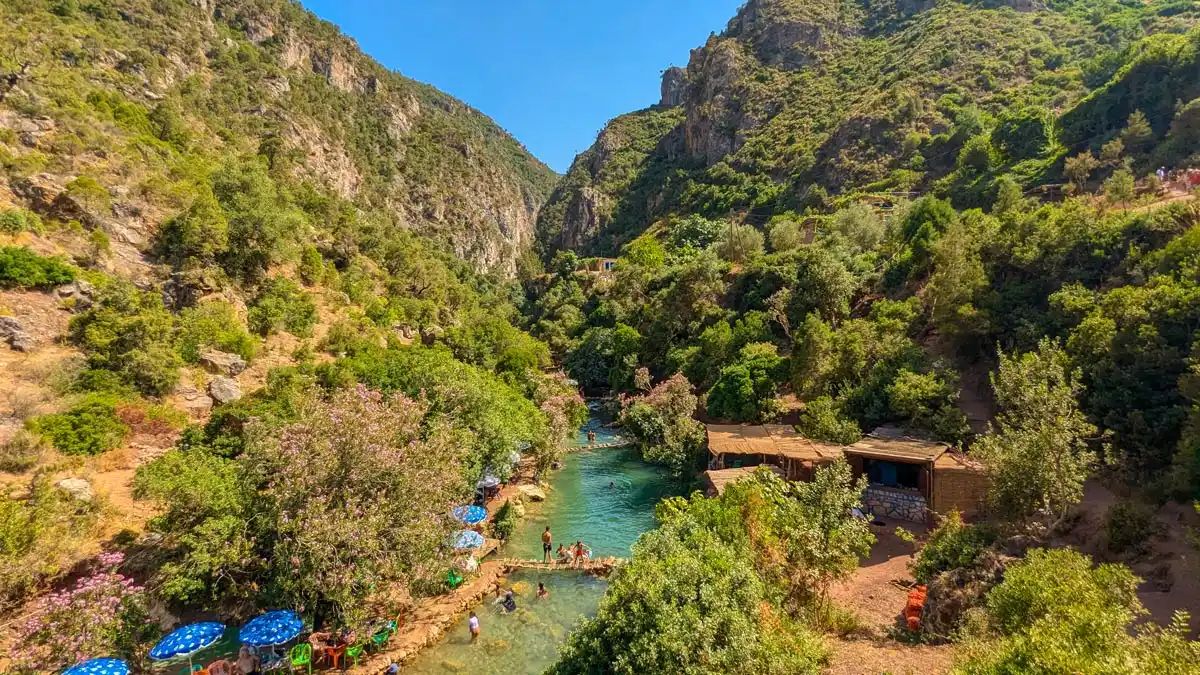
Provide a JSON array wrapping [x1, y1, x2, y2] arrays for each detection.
[[446, 568, 464, 589], [325, 645, 346, 670], [178, 666, 205, 675], [345, 644, 364, 667], [207, 660, 233, 675], [288, 643, 312, 675]]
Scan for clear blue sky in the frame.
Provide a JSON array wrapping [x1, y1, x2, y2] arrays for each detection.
[[299, 0, 744, 173]]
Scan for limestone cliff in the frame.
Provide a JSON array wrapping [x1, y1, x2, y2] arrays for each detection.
[[1, 0, 556, 277], [536, 0, 1193, 257]]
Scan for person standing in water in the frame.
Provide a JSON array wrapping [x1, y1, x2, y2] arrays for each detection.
[[587, 429, 596, 445], [537, 582, 549, 599], [468, 611, 480, 643], [542, 526, 553, 563]]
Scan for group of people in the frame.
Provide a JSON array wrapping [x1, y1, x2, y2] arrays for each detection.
[[1155, 166, 1200, 191], [468, 581, 550, 642], [541, 526, 591, 566]]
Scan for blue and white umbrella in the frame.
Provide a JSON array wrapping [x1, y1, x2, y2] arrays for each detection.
[[476, 474, 501, 489], [150, 621, 225, 670], [239, 610, 304, 648], [452, 505, 488, 525], [451, 529, 485, 550], [62, 658, 129, 675]]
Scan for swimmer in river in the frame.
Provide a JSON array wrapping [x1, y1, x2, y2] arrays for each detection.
[[469, 612, 480, 643], [609, 481, 615, 489], [537, 582, 549, 599]]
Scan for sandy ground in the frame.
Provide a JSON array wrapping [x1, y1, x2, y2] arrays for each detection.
[[825, 524, 955, 675]]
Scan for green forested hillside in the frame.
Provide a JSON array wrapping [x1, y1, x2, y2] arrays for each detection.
[[528, 0, 1200, 494], [1, 0, 557, 276], [537, 0, 1200, 257]]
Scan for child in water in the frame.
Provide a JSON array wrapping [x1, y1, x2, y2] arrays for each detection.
[[468, 612, 480, 643], [537, 582, 549, 599]]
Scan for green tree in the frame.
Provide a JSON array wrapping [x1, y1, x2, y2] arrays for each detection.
[[797, 396, 861, 444], [565, 324, 642, 391], [706, 343, 785, 422], [248, 277, 318, 337], [620, 373, 705, 476], [211, 158, 305, 283], [830, 202, 884, 253], [788, 247, 857, 323], [717, 223, 765, 263], [973, 340, 1096, 525], [1105, 168, 1136, 210], [1121, 109, 1154, 154], [768, 219, 804, 252], [1064, 151, 1099, 192]]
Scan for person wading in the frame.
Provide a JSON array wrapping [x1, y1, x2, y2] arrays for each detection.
[[542, 526, 553, 563]]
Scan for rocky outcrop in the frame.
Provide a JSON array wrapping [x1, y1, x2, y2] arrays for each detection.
[[56, 478, 94, 503], [56, 280, 95, 311], [172, 382, 214, 417], [208, 376, 242, 404], [660, 67, 686, 107], [683, 39, 756, 166], [200, 350, 247, 376], [0, 316, 33, 352]]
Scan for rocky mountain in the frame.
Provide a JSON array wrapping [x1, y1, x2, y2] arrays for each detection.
[[537, 0, 1200, 257], [1, 0, 557, 276]]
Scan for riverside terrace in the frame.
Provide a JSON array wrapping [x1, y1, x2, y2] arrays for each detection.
[[703, 425, 988, 523]]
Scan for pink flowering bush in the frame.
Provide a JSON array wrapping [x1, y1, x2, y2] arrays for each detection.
[[249, 385, 469, 630], [619, 373, 704, 476], [531, 371, 587, 473], [9, 552, 159, 674]]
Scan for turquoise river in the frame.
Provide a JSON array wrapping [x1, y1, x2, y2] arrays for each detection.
[[402, 411, 676, 673]]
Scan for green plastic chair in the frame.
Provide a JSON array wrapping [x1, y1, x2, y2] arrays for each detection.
[[446, 568, 464, 589], [346, 644, 365, 667], [288, 643, 312, 675]]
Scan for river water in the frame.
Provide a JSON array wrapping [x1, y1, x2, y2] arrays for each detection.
[[402, 411, 675, 673]]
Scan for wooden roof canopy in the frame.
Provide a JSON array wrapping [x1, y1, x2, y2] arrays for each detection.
[[706, 424, 844, 461], [707, 424, 952, 465]]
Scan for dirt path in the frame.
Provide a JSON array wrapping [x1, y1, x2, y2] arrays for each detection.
[[826, 524, 955, 675]]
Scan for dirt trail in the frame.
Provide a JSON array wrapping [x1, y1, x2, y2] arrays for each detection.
[[826, 525, 955, 675]]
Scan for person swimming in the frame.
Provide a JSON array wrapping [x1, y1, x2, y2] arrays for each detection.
[[537, 582, 549, 599], [501, 590, 517, 613]]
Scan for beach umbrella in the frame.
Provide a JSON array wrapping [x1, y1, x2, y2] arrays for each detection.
[[452, 505, 488, 525], [451, 529, 485, 550], [62, 658, 129, 675], [239, 610, 305, 648], [149, 621, 225, 672], [476, 474, 501, 489]]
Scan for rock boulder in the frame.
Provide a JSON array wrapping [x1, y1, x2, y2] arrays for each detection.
[[200, 350, 248, 376], [518, 484, 547, 502], [0, 316, 33, 351], [208, 376, 242, 404], [56, 477, 94, 503]]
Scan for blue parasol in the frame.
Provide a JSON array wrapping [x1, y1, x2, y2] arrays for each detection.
[[150, 621, 225, 671], [451, 529, 485, 550], [239, 609, 304, 648], [452, 505, 488, 525], [62, 658, 129, 675]]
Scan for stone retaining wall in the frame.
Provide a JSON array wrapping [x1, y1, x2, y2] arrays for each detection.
[[862, 486, 927, 522]]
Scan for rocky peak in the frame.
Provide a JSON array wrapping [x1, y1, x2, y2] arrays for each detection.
[[723, 0, 857, 70], [660, 67, 686, 107]]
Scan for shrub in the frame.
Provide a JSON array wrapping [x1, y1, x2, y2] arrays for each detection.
[[768, 220, 804, 253], [67, 280, 181, 397], [30, 394, 129, 456], [1103, 500, 1160, 555], [0, 478, 99, 611], [8, 552, 160, 674], [492, 498, 520, 540], [176, 301, 256, 363], [248, 276, 317, 337], [910, 511, 998, 585], [298, 245, 324, 285], [0, 247, 75, 289], [0, 208, 43, 234], [0, 431, 47, 473]]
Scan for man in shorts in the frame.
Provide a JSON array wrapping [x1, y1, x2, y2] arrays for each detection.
[[542, 526, 553, 563]]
